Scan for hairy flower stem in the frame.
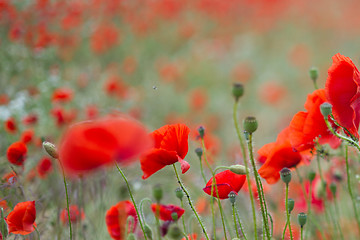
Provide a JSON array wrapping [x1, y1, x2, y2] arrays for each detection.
[[232, 203, 240, 238], [172, 164, 210, 240], [58, 159, 73, 240], [233, 101, 258, 240], [345, 145, 360, 234], [201, 140, 228, 240], [300, 227, 304, 240], [114, 162, 148, 240], [235, 207, 248, 240], [282, 183, 293, 240], [180, 198, 188, 237], [34, 225, 40, 240], [247, 133, 271, 240]]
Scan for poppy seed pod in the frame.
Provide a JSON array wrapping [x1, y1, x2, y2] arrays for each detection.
[[298, 212, 307, 227], [280, 168, 292, 184], [171, 212, 178, 221], [320, 102, 332, 118], [308, 171, 316, 182], [309, 67, 319, 82], [243, 116, 258, 134], [232, 83, 244, 102], [195, 148, 203, 159], [175, 188, 184, 200], [198, 126, 205, 139], [42, 141, 59, 159], [228, 191, 237, 205], [288, 198, 295, 213]]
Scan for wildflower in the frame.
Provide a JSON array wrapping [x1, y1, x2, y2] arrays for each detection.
[[4, 117, 16, 134], [37, 157, 53, 179], [7, 142, 27, 166], [203, 170, 246, 199], [60, 205, 84, 224], [140, 124, 190, 179], [52, 87, 73, 103], [5, 201, 36, 235], [151, 204, 185, 221]]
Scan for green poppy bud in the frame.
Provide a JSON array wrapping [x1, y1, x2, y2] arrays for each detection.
[[288, 198, 295, 213], [320, 102, 332, 118], [42, 141, 59, 159], [298, 212, 307, 227], [232, 83, 244, 102], [195, 148, 203, 159], [243, 116, 258, 134], [280, 168, 292, 184]]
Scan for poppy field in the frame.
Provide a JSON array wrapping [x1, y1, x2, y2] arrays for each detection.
[[3, 0, 360, 240]]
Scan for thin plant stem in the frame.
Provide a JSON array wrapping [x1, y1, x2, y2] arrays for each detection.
[[234, 207, 247, 240], [114, 162, 148, 240], [344, 145, 360, 234], [267, 213, 273, 237], [199, 155, 207, 184], [202, 140, 228, 240], [172, 164, 210, 240], [155, 201, 161, 240], [247, 133, 271, 239], [300, 227, 304, 240], [58, 159, 72, 240], [233, 101, 258, 240], [34, 225, 40, 240], [333, 199, 344, 240], [180, 198, 188, 238], [281, 221, 288, 240], [232, 204, 240, 238], [284, 183, 293, 240]]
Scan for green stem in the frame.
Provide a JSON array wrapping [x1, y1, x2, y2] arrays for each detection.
[[199, 155, 207, 184], [232, 204, 240, 238], [233, 101, 258, 240], [172, 164, 210, 240], [345, 145, 360, 234], [247, 133, 271, 239], [284, 183, 293, 240], [300, 227, 303, 240], [281, 221, 288, 240], [235, 207, 248, 240], [180, 198, 188, 238], [34, 225, 40, 240], [58, 159, 72, 240], [155, 201, 161, 240], [114, 162, 148, 240]]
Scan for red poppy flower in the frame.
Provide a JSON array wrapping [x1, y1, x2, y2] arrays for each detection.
[[258, 127, 310, 184], [22, 113, 38, 126], [325, 53, 360, 140], [203, 170, 246, 199], [59, 116, 151, 175], [140, 124, 190, 179], [105, 200, 137, 240], [151, 204, 185, 221], [289, 89, 340, 152], [20, 129, 34, 145], [5, 201, 36, 235], [5, 117, 16, 134], [52, 87, 73, 103], [37, 157, 53, 179], [60, 205, 85, 224], [7, 142, 27, 166]]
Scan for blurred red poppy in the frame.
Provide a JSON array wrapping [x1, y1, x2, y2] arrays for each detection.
[[22, 114, 38, 126], [140, 123, 190, 179], [7, 142, 27, 166], [52, 87, 73, 103], [289, 89, 340, 152], [59, 116, 151, 175], [60, 205, 84, 224], [20, 129, 34, 145], [37, 157, 53, 179], [5, 201, 36, 235], [151, 204, 185, 221], [258, 127, 310, 184], [325, 53, 360, 140], [203, 170, 246, 199], [105, 200, 137, 240], [5, 117, 17, 134]]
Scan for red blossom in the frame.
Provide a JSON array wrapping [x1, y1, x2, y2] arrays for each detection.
[[7, 142, 27, 166], [37, 157, 53, 179], [140, 124, 190, 179], [203, 170, 246, 199], [60, 205, 84, 224], [5, 201, 36, 235], [151, 204, 185, 221], [52, 87, 73, 103], [5, 117, 17, 134], [105, 201, 137, 240]]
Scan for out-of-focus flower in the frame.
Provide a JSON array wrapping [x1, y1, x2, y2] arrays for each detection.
[[188, 88, 208, 112], [5, 117, 17, 134], [105, 200, 137, 240], [5, 201, 36, 235], [7, 142, 27, 166], [22, 114, 38, 126], [325, 53, 360, 140], [91, 24, 119, 54], [203, 170, 246, 199], [140, 124, 190, 179], [258, 81, 287, 105], [60, 205, 84, 224], [59, 116, 151, 176], [37, 157, 53, 179], [52, 87, 73, 103], [20, 129, 34, 145], [151, 204, 185, 221], [104, 75, 128, 98]]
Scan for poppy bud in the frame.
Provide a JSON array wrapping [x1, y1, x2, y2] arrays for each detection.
[[309, 67, 319, 82], [168, 224, 182, 240], [127, 233, 136, 240], [195, 148, 203, 159], [229, 165, 247, 175], [232, 83, 244, 102], [153, 185, 163, 203], [330, 182, 337, 196], [42, 141, 59, 159], [297, 212, 307, 227], [320, 102, 332, 118], [308, 171, 316, 182], [175, 188, 184, 200], [198, 126, 205, 139], [144, 224, 153, 240], [280, 168, 292, 184], [288, 198, 295, 213], [243, 116, 258, 134], [171, 212, 178, 221], [228, 191, 237, 205], [0, 208, 8, 239]]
